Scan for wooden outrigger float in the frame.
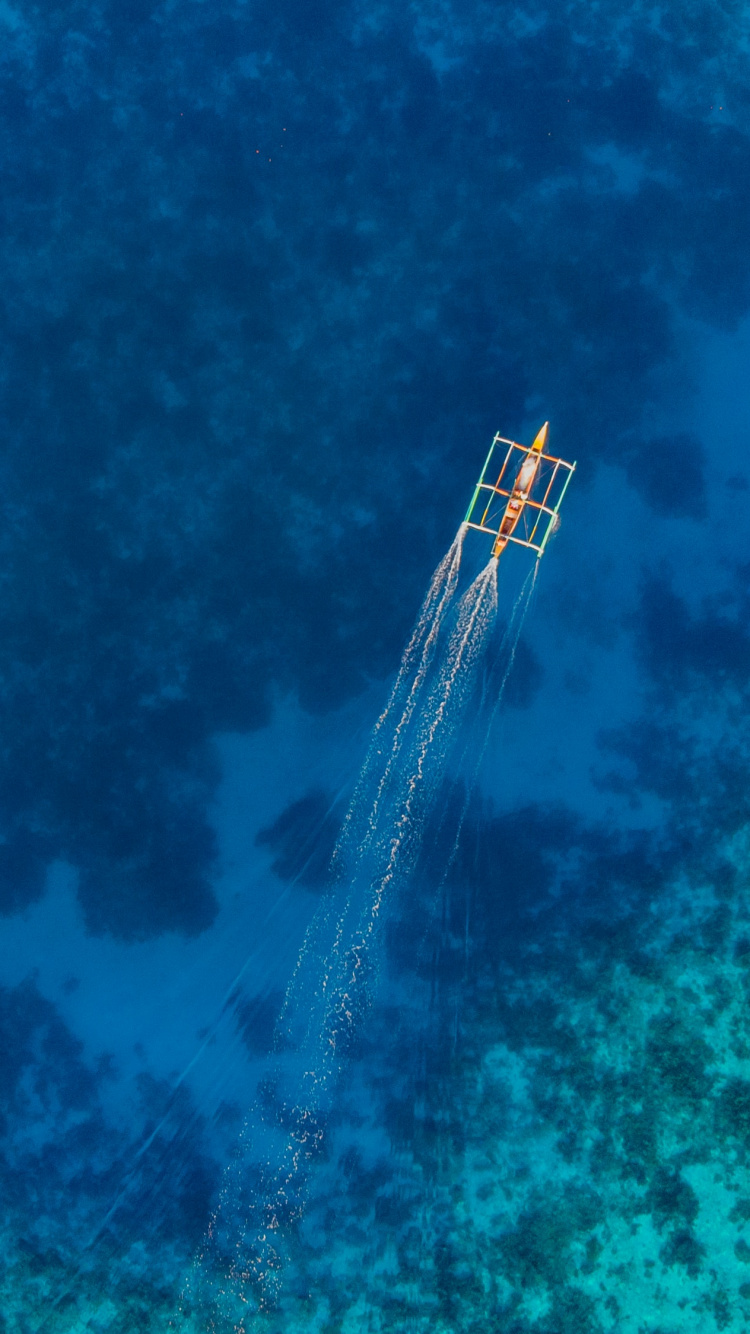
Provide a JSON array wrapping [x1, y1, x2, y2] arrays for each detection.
[[464, 422, 576, 559]]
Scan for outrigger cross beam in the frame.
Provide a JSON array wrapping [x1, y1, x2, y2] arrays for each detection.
[[465, 422, 576, 560]]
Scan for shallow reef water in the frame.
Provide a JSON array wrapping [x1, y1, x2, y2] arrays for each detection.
[[2, 0, 750, 1330]]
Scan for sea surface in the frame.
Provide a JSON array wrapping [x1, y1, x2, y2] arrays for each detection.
[[1, 1, 750, 1330]]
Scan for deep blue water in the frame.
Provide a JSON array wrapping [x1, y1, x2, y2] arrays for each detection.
[[1, 0, 750, 1330]]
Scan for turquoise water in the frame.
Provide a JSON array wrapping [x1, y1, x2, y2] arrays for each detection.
[[1, 0, 750, 1330]]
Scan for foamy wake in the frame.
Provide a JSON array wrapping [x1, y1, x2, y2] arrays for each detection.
[[179, 537, 515, 1329]]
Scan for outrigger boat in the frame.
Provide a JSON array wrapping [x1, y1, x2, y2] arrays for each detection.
[[465, 422, 575, 559]]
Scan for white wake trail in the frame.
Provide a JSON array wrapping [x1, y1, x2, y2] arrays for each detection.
[[317, 559, 499, 1102], [179, 542, 506, 1329], [280, 525, 467, 1042], [363, 558, 498, 929], [332, 523, 467, 872]]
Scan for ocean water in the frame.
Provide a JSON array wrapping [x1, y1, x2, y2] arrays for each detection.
[[1, 1, 750, 1330]]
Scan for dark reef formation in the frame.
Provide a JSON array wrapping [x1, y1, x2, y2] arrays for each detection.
[[0, 978, 218, 1331], [255, 789, 342, 891]]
